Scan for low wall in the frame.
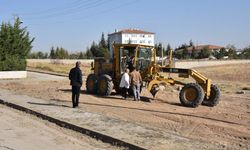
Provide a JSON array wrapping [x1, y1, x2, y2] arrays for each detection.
[[0, 71, 27, 79], [174, 60, 250, 69], [27, 59, 93, 64]]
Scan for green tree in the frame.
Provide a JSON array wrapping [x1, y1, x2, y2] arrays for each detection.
[[99, 32, 107, 48], [37, 51, 44, 59], [155, 43, 163, 57], [174, 50, 183, 59], [183, 47, 190, 59], [55, 47, 60, 58], [189, 40, 194, 47], [90, 42, 99, 57], [165, 44, 171, 56], [44, 52, 48, 59], [199, 47, 211, 58], [69, 54, 77, 59], [0, 17, 34, 71], [214, 48, 228, 59], [50, 47, 56, 59], [78, 52, 84, 59], [242, 46, 250, 59], [227, 45, 237, 59], [85, 47, 93, 59], [191, 47, 199, 59]]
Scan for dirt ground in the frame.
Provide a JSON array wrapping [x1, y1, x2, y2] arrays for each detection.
[[0, 64, 250, 149], [0, 105, 119, 150]]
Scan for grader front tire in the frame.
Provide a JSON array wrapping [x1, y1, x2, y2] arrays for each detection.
[[202, 84, 220, 107], [97, 74, 114, 96], [179, 83, 205, 108]]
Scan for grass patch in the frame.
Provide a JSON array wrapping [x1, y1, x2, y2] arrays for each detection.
[[196, 63, 250, 83], [27, 62, 92, 75]]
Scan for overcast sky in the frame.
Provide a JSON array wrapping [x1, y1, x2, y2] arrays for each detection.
[[1, 0, 250, 52]]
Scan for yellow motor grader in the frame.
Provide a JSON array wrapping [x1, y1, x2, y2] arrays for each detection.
[[86, 44, 220, 107]]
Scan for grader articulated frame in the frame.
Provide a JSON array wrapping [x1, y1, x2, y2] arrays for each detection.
[[86, 44, 220, 108]]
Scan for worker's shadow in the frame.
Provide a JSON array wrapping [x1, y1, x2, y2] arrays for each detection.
[[59, 89, 92, 95], [59, 89, 155, 103], [95, 92, 152, 102], [27, 102, 71, 108], [59, 89, 71, 93]]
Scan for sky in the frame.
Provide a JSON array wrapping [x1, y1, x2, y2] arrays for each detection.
[[0, 0, 250, 52]]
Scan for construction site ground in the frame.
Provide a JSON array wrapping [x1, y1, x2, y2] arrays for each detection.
[[0, 64, 250, 150], [0, 105, 119, 150]]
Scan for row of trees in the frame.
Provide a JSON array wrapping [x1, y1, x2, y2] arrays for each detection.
[[173, 40, 248, 60], [28, 33, 109, 59], [155, 43, 172, 57], [0, 18, 34, 71], [28, 48, 85, 59]]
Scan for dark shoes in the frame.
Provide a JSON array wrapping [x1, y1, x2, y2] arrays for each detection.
[[73, 105, 79, 108]]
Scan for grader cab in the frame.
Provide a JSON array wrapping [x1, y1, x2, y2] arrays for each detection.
[[86, 44, 220, 108]]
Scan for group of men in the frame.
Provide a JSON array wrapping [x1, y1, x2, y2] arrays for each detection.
[[119, 67, 142, 101], [69, 61, 143, 108]]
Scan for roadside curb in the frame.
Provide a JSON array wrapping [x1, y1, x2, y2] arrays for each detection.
[[26, 69, 68, 77], [0, 99, 147, 150], [26, 69, 88, 78]]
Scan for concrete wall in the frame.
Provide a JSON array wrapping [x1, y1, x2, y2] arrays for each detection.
[[27, 59, 93, 65], [0, 71, 27, 79], [174, 59, 250, 69]]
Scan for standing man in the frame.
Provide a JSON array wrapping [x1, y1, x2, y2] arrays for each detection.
[[69, 61, 82, 108], [119, 68, 130, 100], [130, 67, 142, 101]]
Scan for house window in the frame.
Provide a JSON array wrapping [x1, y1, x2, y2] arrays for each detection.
[[132, 40, 137, 44], [148, 40, 152, 44], [140, 34, 145, 37], [140, 40, 145, 43], [148, 35, 152, 38], [132, 34, 137, 37]]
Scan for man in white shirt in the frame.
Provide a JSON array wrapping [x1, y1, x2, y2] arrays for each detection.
[[119, 68, 130, 99]]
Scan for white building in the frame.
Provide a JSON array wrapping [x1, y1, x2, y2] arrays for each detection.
[[108, 29, 155, 56]]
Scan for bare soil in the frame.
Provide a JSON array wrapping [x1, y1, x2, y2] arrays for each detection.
[[0, 64, 250, 149]]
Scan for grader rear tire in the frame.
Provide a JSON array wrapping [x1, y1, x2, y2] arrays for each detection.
[[202, 84, 220, 107], [179, 83, 204, 108], [97, 74, 113, 96], [86, 74, 97, 94]]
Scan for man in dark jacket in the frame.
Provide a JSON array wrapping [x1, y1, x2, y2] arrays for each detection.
[[69, 61, 82, 108]]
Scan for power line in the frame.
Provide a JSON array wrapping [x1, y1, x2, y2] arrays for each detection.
[[27, 0, 140, 26], [21, 0, 111, 20], [19, 0, 87, 16]]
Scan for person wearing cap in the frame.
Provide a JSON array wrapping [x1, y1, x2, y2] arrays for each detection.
[[69, 61, 83, 108]]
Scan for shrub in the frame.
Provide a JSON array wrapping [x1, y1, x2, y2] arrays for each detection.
[[0, 17, 34, 71]]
